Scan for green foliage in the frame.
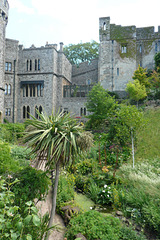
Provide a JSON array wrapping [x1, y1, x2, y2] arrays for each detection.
[[24, 110, 91, 168], [11, 166, 51, 207], [0, 177, 54, 240], [85, 83, 117, 130], [112, 104, 145, 146], [135, 108, 160, 160], [0, 141, 21, 174], [10, 145, 34, 162], [65, 210, 147, 240], [116, 161, 160, 235], [132, 65, 150, 89], [149, 69, 160, 98], [119, 226, 147, 240], [56, 172, 75, 209], [126, 80, 147, 104], [0, 123, 25, 143], [65, 211, 121, 240], [97, 184, 113, 206], [63, 41, 99, 65], [154, 52, 160, 69]]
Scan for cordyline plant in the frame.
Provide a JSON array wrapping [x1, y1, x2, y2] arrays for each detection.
[[23, 110, 93, 239]]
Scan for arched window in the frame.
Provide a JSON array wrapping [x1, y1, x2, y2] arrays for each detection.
[[39, 105, 42, 114], [26, 60, 29, 71], [30, 85, 32, 97], [23, 106, 26, 119], [26, 85, 28, 97], [27, 106, 30, 118], [103, 22, 106, 31], [30, 60, 32, 71], [140, 45, 142, 53], [35, 106, 38, 119], [38, 59, 40, 70], [5, 84, 8, 95], [35, 59, 37, 71], [155, 43, 158, 52], [8, 84, 11, 95], [80, 108, 83, 116]]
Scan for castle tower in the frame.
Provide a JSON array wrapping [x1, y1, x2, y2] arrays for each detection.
[[0, 0, 9, 122]]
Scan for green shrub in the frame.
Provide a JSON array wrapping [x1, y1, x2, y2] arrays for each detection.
[[88, 180, 100, 203], [117, 162, 160, 235], [56, 172, 75, 210], [0, 141, 21, 174], [119, 226, 147, 240], [11, 166, 51, 209], [65, 210, 147, 240], [0, 123, 25, 143], [0, 177, 53, 240], [65, 211, 121, 240]]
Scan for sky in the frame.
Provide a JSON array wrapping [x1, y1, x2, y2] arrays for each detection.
[[6, 0, 160, 49]]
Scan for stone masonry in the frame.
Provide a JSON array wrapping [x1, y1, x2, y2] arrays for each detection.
[[1, 1, 160, 123], [0, 0, 8, 122], [99, 17, 160, 94]]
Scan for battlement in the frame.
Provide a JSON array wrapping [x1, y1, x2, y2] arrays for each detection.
[[136, 26, 160, 39], [99, 17, 160, 41]]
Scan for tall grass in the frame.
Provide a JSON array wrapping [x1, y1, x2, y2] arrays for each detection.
[[135, 107, 160, 161]]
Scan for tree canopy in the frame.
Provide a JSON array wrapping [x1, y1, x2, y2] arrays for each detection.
[[63, 41, 99, 65], [85, 83, 117, 130]]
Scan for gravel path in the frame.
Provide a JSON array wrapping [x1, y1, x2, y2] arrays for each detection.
[[36, 190, 66, 240]]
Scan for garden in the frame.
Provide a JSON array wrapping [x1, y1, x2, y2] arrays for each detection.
[[1, 61, 160, 240]]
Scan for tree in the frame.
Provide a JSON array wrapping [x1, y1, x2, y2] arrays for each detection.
[[154, 52, 160, 70], [85, 83, 118, 130], [113, 104, 145, 168], [63, 41, 99, 65], [126, 79, 147, 106], [149, 69, 160, 96], [132, 65, 150, 90], [24, 110, 93, 239]]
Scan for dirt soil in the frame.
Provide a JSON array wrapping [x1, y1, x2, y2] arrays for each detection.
[[36, 189, 66, 240]]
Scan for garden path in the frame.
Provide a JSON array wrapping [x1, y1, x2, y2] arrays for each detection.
[[36, 189, 66, 240]]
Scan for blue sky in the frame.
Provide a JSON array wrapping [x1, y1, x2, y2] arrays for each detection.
[[6, 0, 160, 48]]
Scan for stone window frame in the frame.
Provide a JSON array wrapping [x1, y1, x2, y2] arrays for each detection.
[[155, 43, 158, 53], [117, 68, 119, 76], [22, 83, 43, 98], [23, 105, 30, 119], [80, 107, 87, 116], [139, 44, 142, 53], [5, 108, 11, 116], [4, 83, 11, 95], [5, 62, 12, 72], [35, 105, 43, 119], [121, 44, 127, 53]]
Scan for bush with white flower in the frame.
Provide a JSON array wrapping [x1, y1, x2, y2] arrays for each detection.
[[97, 184, 113, 206]]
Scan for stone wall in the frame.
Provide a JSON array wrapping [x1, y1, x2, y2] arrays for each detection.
[[0, 0, 8, 122], [4, 38, 19, 123], [62, 97, 88, 117], [72, 59, 98, 85], [99, 17, 160, 92]]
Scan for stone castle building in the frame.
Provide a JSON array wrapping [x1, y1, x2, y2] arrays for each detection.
[[0, 1, 160, 123]]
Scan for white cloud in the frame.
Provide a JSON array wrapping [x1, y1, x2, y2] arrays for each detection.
[[9, 0, 35, 14]]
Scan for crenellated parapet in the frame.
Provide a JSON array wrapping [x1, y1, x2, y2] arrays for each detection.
[[0, 0, 9, 24]]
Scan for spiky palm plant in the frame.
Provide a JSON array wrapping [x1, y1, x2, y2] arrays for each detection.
[[24, 110, 92, 239]]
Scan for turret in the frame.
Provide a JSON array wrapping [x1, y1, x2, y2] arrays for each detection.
[[0, 0, 9, 122], [99, 17, 110, 41]]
